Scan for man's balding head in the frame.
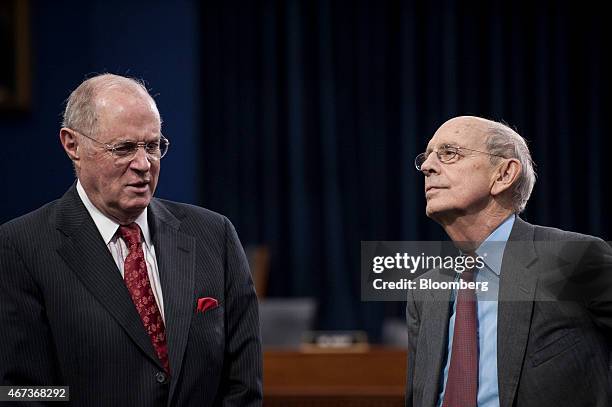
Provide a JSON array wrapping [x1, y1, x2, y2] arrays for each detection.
[[62, 73, 160, 138]]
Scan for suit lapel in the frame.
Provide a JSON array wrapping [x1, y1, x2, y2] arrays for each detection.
[[497, 217, 538, 407], [421, 269, 454, 407], [55, 185, 163, 370], [148, 200, 195, 402]]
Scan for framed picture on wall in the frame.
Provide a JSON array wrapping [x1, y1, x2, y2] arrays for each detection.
[[0, 0, 30, 111]]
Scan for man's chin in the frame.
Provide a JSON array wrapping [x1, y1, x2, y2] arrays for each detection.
[[121, 197, 152, 214], [425, 202, 438, 217], [425, 203, 448, 221]]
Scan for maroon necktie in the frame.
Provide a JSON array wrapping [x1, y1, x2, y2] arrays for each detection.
[[119, 223, 170, 374], [442, 267, 478, 407]]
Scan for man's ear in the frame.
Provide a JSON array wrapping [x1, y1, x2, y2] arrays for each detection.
[[491, 158, 521, 196], [59, 128, 81, 165]]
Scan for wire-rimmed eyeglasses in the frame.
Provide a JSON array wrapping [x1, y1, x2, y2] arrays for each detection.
[[71, 129, 170, 163], [415, 144, 505, 171]]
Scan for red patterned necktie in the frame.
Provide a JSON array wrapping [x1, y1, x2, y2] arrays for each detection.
[[118, 223, 170, 374], [442, 267, 478, 407]]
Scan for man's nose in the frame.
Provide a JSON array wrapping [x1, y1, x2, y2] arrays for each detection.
[[420, 153, 439, 176], [129, 147, 152, 171]]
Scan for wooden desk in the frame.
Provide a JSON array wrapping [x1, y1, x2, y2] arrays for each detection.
[[264, 347, 407, 406]]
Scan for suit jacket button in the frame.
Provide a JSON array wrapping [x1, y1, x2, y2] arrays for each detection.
[[156, 371, 168, 384]]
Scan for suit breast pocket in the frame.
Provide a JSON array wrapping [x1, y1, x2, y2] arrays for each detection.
[[186, 304, 225, 372], [192, 304, 224, 341], [530, 328, 581, 367]]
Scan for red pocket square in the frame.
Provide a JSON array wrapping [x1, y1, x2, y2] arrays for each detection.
[[197, 297, 219, 313]]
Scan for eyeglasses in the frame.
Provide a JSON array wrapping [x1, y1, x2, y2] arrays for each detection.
[[415, 144, 505, 171], [71, 129, 170, 162]]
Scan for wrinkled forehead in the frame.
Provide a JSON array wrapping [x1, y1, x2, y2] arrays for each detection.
[[96, 87, 159, 117], [425, 119, 489, 153], [95, 90, 160, 128]]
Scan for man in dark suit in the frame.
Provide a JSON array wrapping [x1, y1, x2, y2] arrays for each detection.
[[0, 74, 262, 406], [406, 116, 611, 406]]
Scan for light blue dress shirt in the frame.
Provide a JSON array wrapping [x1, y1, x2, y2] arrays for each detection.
[[437, 214, 516, 407]]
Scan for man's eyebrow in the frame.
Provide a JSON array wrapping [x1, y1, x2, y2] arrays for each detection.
[[425, 142, 455, 153], [109, 135, 161, 144]]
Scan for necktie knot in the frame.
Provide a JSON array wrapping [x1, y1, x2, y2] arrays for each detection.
[[118, 223, 142, 247], [460, 267, 476, 282], [459, 253, 477, 282]]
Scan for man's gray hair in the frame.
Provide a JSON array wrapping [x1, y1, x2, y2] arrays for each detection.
[[486, 122, 536, 213], [62, 73, 157, 136]]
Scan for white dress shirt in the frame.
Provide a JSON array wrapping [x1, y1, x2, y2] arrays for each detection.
[[76, 180, 165, 322]]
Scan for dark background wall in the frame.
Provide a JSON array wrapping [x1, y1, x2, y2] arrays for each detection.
[[198, 0, 610, 339], [1, 0, 609, 341]]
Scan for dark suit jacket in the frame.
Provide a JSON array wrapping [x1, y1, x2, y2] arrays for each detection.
[[0, 184, 262, 406], [405, 217, 612, 407]]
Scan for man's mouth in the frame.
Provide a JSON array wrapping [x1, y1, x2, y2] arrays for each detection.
[[425, 186, 444, 192], [126, 181, 150, 192]]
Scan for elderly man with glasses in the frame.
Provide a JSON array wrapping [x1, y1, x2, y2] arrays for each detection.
[[406, 116, 612, 407], [0, 74, 262, 406]]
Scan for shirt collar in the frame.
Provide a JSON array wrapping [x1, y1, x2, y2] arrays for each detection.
[[474, 214, 516, 276], [76, 180, 152, 247]]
